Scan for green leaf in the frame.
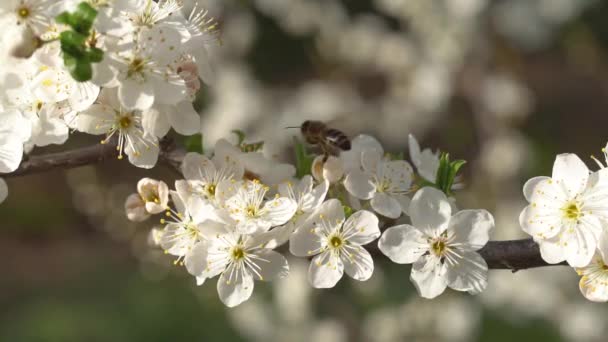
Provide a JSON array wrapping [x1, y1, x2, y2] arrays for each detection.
[[446, 160, 466, 193], [87, 47, 104, 63], [433, 152, 466, 196], [294, 137, 314, 179], [185, 134, 204, 154], [231, 130, 246, 145], [72, 2, 98, 34], [241, 141, 264, 153], [343, 205, 354, 219], [68, 60, 93, 82]]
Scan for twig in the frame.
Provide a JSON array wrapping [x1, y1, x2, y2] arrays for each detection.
[[2, 143, 569, 271]]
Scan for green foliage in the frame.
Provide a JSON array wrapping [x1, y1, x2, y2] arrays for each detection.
[[232, 130, 264, 152], [343, 205, 354, 219], [56, 2, 103, 82], [434, 152, 466, 196], [294, 137, 314, 179], [184, 134, 204, 154]]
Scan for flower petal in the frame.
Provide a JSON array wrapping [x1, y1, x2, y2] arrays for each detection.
[[342, 245, 374, 281], [289, 221, 323, 257], [308, 251, 344, 288], [0, 178, 7, 203], [118, 78, 154, 110], [446, 251, 488, 294], [523, 176, 551, 202], [564, 216, 601, 267], [552, 153, 589, 197], [410, 255, 448, 299], [344, 170, 375, 200], [251, 250, 289, 281], [125, 193, 149, 222], [378, 224, 428, 264], [217, 269, 255, 307], [371, 192, 402, 219], [343, 210, 380, 245], [262, 197, 297, 227], [538, 235, 567, 264], [167, 101, 200, 136], [448, 210, 494, 250], [185, 241, 208, 278], [181, 152, 215, 182], [408, 187, 451, 236]]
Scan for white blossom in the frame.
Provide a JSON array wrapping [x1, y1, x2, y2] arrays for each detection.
[[218, 179, 297, 234], [520, 153, 608, 267], [290, 199, 380, 288], [344, 147, 414, 219], [189, 231, 289, 307], [378, 187, 494, 299]]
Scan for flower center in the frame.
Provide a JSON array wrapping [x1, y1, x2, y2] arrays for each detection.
[[127, 58, 146, 79], [119, 115, 132, 129], [431, 240, 446, 257], [562, 201, 582, 220], [231, 247, 245, 261], [206, 184, 216, 196], [18, 7, 30, 18], [377, 180, 391, 193], [246, 205, 257, 217], [329, 236, 343, 249]]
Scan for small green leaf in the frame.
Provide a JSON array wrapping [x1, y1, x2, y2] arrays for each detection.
[[241, 141, 264, 153], [72, 2, 98, 34], [87, 47, 104, 62], [343, 205, 354, 219], [231, 130, 246, 145], [69, 60, 93, 82], [294, 137, 314, 179], [185, 134, 204, 154]]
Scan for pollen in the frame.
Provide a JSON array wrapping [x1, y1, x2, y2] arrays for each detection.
[[431, 240, 446, 257], [231, 247, 245, 260], [561, 201, 582, 220], [118, 115, 132, 129], [329, 236, 343, 248], [18, 7, 30, 18]]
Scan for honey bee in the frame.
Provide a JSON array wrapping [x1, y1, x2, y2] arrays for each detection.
[[290, 120, 351, 161]]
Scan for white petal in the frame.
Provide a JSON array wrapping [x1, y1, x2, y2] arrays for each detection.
[[523, 176, 551, 202], [289, 221, 323, 257], [151, 74, 187, 105], [410, 255, 448, 299], [578, 254, 608, 302], [341, 134, 383, 173], [409, 187, 451, 236], [408, 134, 422, 168], [125, 193, 149, 222], [344, 170, 375, 200], [519, 203, 562, 240], [448, 210, 494, 250], [181, 153, 215, 182], [599, 230, 608, 262], [75, 104, 114, 135], [0, 178, 8, 203], [378, 224, 428, 264], [361, 150, 383, 175], [185, 241, 208, 277], [142, 106, 170, 138], [125, 138, 159, 169], [308, 251, 344, 288], [371, 192, 402, 219], [261, 197, 298, 227], [251, 250, 289, 281], [342, 246, 374, 281], [564, 216, 600, 267], [167, 101, 200, 136], [446, 251, 488, 294], [217, 270, 255, 307], [538, 236, 567, 264], [118, 79, 155, 110], [552, 153, 589, 197], [0, 135, 23, 173], [343, 210, 380, 245]]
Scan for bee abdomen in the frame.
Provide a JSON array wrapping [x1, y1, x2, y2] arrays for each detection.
[[325, 129, 351, 150]]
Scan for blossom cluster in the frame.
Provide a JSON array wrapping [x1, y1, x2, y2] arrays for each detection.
[[520, 150, 608, 302], [0, 0, 218, 200], [128, 135, 495, 307]]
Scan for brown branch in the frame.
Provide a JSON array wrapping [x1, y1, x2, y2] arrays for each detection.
[[6, 143, 119, 178], [2, 143, 569, 271]]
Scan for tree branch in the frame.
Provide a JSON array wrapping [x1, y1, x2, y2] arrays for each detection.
[[3, 143, 569, 271]]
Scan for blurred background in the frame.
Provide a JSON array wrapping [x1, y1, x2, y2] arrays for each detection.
[[2, 0, 608, 340]]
